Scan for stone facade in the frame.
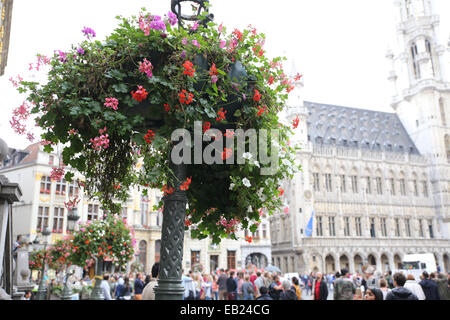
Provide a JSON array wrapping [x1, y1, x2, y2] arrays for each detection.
[[0, 0, 13, 76], [270, 0, 450, 275]]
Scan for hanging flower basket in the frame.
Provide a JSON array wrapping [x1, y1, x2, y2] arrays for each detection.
[[14, 8, 301, 243]]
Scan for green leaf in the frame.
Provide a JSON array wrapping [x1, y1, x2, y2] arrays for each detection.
[[112, 83, 129, 93]]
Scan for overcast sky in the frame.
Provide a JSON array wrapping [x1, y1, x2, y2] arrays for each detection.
[[1, 0, 449, 150]]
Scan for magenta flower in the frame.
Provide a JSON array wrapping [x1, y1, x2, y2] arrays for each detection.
[[192, 40, 200, 48], [220, 40, 226, 49], [82, 27, 96, 39], [191, 21, 199, 31], [167, 11, 178, 26], [149, 15, 166, 31], [138, 58, 153, 78], [77, 47, 85, 55], [182, 37, 188, 45], [57, 51, 67, 63], [104, 97, 119, 111], [211, 75, 218, 84], [180, 50, 187, 59]]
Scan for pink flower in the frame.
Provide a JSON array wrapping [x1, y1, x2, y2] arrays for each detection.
[[192, 40, 200, 48], [182, 37, 188, 45], [191, 21, 199, 31], [138, 58, 153, 78], [26, 133, 35, 142], [219, 40, 226, 49], [104, 97, 119, 111], [50, 167, 65, 181]]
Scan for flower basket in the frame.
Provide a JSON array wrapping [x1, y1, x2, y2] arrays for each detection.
[[14, 9, 301, 243]]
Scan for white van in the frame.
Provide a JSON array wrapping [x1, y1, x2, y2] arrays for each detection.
[[397, 254, 437, 281]]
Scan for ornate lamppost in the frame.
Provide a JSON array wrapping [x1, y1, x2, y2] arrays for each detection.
[[36, 227, 51, 300], [61, 207, 80, 300], [153, 0, 212, 301]]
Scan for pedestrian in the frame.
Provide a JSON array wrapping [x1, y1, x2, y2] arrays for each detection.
[[385, 273, 418, 300], [256, 286, 273, 300], [363, 288, 383, 300], [21, 290, 32, 301], [115, 277, 132, 300], [254, 271, 264, 297], [385, 271, 394, 289], [333, 268, 355, 300], [419, 271, 440, 300], [142, 263, 159, 300], [193, 272, 202, 300], [404, 274, 425, 300], [144, 275, 151, 287], [433, 273, 450, 300], [364, 266, 379, 292], [242, 274, 255, 300], [217, 269, 228, 300], [313, 272, 328, 300], [379, 279, 391, 300], [201, 274, 213, 300], [237, 272, 244, 300], [182, 270, 196, 300], [268, 275, 283, 300], [101, 274, 113, 300], [226, 271, 237, 300], [291, 277, 302, 300], [263, 272, 271, 288], [280, 280, 297, 300], [212, 274, 219, 300], [133, 272, 145, 300]]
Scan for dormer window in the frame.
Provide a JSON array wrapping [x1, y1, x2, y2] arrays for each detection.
[[329, 138, 336, 145], [342, 139, 348, 147], [316, 137, 323, 144], [353, 141, 358, 148]]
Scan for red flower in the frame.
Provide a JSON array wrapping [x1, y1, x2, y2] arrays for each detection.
[[85, 240, 89, 244], [162, 185, 175, 196], [294, 73, 303, 81], [209, 63, 218, 76], [233, 29, 243, 41], [131, 86, 149, 102], [253, 90, 262, 102], [203, 122, 211, 133], [216, 108, 227, 122], [164, 104, 170, 112], [245, 236, 253, 243], [183, 60, 196, 77], [292, 116, 300, 129], [222, 148, 232, 160], [278, 187, 285, 197], [180, 177, 192, 191], [185, 219, 192, 227], [178, 90, 194, 105], [257, 106, 267, 116], [144, 129, 156, 144], [268, 76, 274, 85]]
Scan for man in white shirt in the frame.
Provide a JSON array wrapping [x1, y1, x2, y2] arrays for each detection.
[[404, 274, 425, 300], [101, 274, 112, 300]]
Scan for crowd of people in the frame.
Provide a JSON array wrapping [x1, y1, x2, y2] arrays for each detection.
[[96, 263, 449, 301], [21, 261, 449, 301]]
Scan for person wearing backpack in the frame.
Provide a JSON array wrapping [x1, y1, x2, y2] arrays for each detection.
[[268, 275, 283, 300], [242, 275, 255, 300], [280, 280, 298, 300], [291, 277, 302, 300], [333, 268, 355, 300]]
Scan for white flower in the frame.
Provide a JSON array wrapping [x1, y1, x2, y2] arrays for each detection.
[[282, 159, 291, 166], [229, 183, 236, 191], [254, 161, 260, 168], [279, 150, 286, 158], [247, 206, 253, 213], [243, 152, 253, 160], [242, 178, 251, 188]]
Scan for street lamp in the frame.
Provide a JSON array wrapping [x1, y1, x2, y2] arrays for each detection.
[[36, 227, 51, 300], [171, 0, 213, 28], [61, 207, 80, 300]]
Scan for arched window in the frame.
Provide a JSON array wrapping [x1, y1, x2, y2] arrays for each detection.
[[411, 42, 421, 79], [425, 39, 435, 77], [440, 98, 446, 126], [445, 135, 450, 163]]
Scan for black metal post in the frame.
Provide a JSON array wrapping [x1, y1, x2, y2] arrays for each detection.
[[154, 147, 187, 300]]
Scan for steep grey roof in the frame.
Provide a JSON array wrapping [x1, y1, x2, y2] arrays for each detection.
[[304, 101, 420, 155]]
